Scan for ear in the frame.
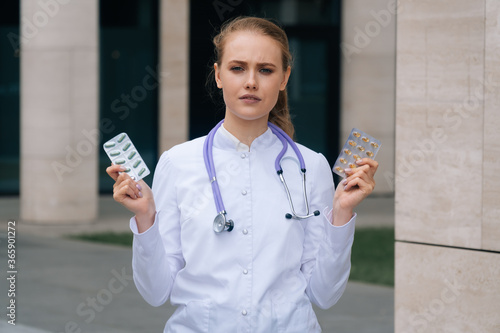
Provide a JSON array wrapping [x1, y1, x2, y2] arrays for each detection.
[[279, 66, 291, 91], [214, 63, 223, 89]]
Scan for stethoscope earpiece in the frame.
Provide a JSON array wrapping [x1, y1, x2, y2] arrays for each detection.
[[285, 210, 320, 220]]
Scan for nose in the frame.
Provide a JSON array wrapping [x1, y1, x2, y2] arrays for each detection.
[[245, 71, 257, 90]]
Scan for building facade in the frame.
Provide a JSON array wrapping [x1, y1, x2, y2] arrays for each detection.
[[2, 0, 498, 331], [395, 0, 500, 331], [0, 0, 396, 209]]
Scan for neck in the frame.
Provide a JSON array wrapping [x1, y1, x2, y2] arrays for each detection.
[[223, 111, 269, 147]]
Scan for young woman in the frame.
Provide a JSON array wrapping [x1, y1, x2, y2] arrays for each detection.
[[107, 16, 378, 332]]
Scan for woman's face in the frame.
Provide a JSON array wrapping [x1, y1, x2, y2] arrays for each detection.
[[214, 31, 291, 123]]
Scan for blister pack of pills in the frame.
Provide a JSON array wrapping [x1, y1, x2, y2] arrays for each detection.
[[332, 128, 381, 177], [103, 133, 150, 181]]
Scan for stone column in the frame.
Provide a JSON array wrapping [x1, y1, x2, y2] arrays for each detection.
[[395, 0, 500, 331], [159, 0, 189, 153], [20, 0, 99, 223], [341, 0, 397, 194]]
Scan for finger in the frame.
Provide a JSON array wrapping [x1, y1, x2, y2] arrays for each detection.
[[343, 162, 376, 182], [113, 172, 127, 189], [355, 158, 379, 176], [123, 177, 142, 199], [343, 164, 370, 184], [114, 174, 141, 198], [136, 179, 148, 191], [113, 185, 136, 203], [135, 180, 151, 196], [342, 166, 376, 189], [354, 166, 375, 185], [114, 178, 140, 200], [355, 157, 378, 168], [344, 175, 374, 194], [343, 167, 358, 177], [115, 184, 137, 200], [115, 171, 135, 187], [343, 176, 361, 192], [107, 164, 127, 181]]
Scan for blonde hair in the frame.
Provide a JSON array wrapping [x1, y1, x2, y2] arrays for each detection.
[[210, 16, 295, 138]]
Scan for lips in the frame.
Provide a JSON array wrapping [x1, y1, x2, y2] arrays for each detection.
[[239, 94, 261, 101]]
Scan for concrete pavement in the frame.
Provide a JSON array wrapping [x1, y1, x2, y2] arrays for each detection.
[[0, 196, 394, 332]]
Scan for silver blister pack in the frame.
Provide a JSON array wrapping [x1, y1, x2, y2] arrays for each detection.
[[332, 128, 382, 178], [103, 133, 150, 181]]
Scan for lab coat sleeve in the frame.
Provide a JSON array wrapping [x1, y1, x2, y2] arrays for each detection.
[[302, 153, 356, 309], [130, 151, 184, 307]]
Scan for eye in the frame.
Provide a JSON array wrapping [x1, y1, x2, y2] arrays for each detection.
[[230, 66, 243, 71], [260, 68, 273, 74]]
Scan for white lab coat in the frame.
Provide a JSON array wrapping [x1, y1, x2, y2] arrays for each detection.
[[130, 126, 356, 332]]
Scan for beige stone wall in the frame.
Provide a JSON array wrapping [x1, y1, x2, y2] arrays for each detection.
[[20, 0, 99, 223], [395, 0, 500, 331], [158, 0, 190, 153], [482, 0, 500, 252], [341, 0, 397, 194], [396, 242, 500, 332]]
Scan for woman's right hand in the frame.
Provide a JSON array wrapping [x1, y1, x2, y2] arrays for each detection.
[[106, 164, 156, 232]]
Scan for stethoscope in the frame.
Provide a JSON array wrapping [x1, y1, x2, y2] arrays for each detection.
[[203, 120, 320, 233]]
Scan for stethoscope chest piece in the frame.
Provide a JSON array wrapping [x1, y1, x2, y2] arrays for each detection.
[[205, 120, 320, 234], [213, 212, 234, 233]]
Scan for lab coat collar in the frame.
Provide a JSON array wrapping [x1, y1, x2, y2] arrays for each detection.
[[214, 123, 278, 152]]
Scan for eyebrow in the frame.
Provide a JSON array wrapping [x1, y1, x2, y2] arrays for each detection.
[[227, 60, 277, 68]]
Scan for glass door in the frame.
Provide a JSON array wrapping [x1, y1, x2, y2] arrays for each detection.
[[0, 1, 20, 195], [189, 0, 342, 164], [99, 0, 159, 191]]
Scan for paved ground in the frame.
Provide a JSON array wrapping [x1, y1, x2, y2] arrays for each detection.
[[0, 196, 394, 333]]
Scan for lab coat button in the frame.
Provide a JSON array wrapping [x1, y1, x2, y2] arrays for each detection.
[[242, 229, 248, 235], [243, 269, 248, 275], [241, 190, 247, 195], [242, 310, 248, 316], [240, 153, 246, 159]]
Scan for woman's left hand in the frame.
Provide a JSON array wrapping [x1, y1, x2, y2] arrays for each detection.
[[331, 158, 378, 225]]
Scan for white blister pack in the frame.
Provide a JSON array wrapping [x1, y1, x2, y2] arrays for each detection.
[[103, 133, 150, 181], [332, 128, 381, 178]]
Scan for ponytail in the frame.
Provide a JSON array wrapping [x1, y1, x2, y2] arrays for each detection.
[[269, 89, 294, 139]]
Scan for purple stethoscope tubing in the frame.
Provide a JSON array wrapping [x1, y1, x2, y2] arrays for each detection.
[[203, 120, 225, 214], [267, 122, 306, 172], [204, 119, 320, 233]]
